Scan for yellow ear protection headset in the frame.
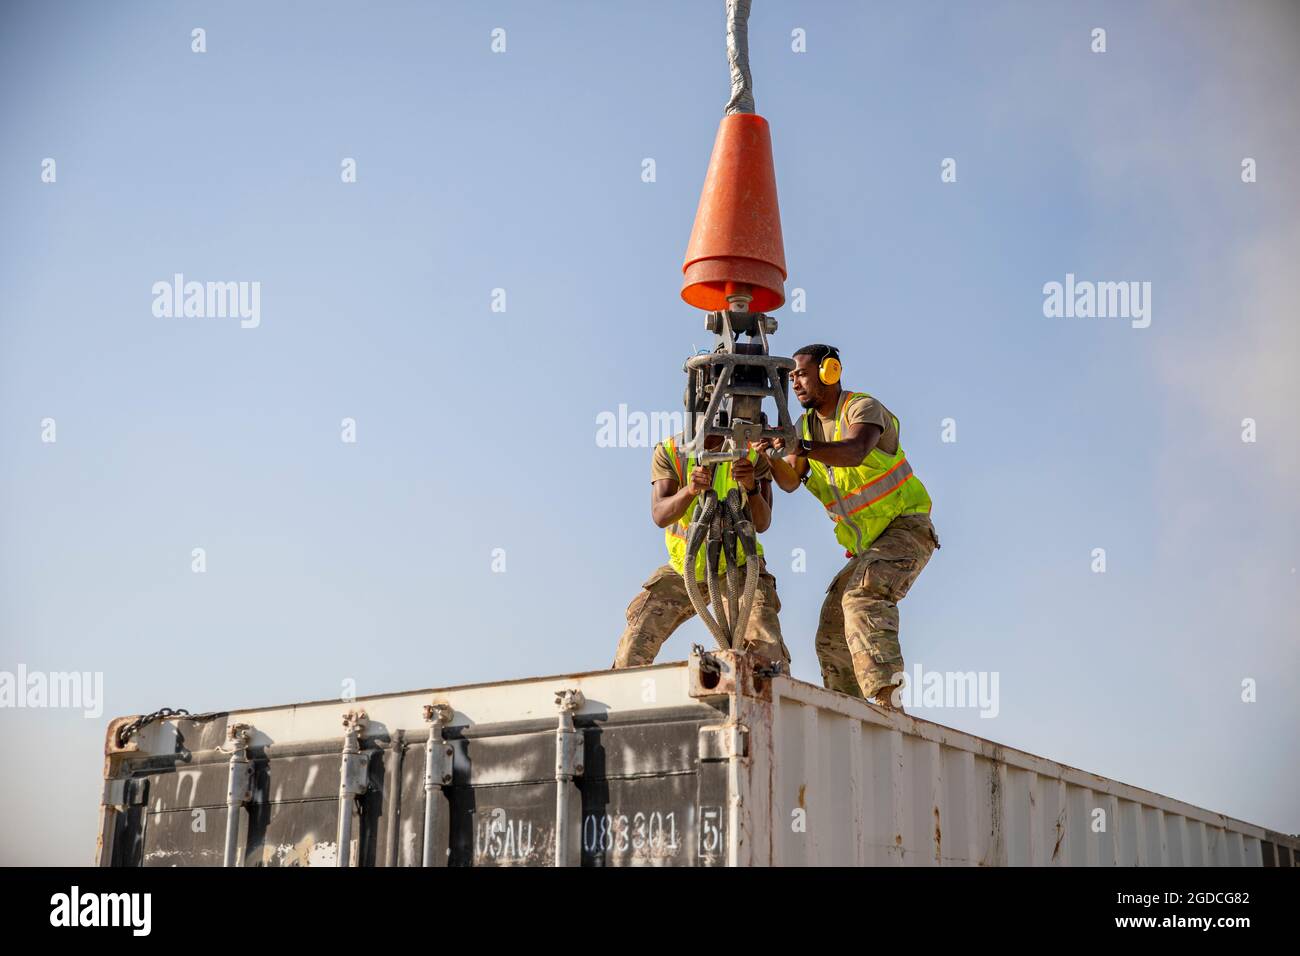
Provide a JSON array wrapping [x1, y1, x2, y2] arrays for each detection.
[[817, 345, 842, 386]]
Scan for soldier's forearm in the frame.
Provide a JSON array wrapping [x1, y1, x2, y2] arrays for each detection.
[[766, 453, 802, 492], [804, 422, 883, 468], [652, 486, 696, 528], [804, 436, 875, 468]]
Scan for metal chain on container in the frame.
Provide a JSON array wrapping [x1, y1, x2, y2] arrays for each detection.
[[115, 707, 224, 747]]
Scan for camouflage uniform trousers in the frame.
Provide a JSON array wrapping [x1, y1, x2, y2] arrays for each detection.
[[613, 558, 791, 668], [816, 513, 939, 701]]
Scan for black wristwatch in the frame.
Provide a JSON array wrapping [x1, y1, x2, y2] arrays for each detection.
[[799, 437, 814, 456]]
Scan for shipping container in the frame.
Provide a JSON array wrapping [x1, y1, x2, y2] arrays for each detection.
[[96, 649, 1299, 867]]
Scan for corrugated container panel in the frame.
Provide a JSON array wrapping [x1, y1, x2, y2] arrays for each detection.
[[96, 650, 1298, 867], [762, 674, 1283, 867]]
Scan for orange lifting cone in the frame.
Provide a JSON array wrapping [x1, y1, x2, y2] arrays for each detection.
[[681, 113, 787, 313]]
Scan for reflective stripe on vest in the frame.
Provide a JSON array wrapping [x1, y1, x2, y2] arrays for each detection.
[[663, 438, 687, 487], [825, 457, 915, 518]]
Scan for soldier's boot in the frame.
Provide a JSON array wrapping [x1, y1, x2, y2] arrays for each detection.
[[870, 682, 905, 714]]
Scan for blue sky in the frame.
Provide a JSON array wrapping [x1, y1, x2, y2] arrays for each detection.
[[1, 0, 1296, 864]]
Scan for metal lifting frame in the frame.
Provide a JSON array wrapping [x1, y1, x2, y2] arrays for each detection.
[[679, 307, 795, 651], [681, 309, 796, 464]]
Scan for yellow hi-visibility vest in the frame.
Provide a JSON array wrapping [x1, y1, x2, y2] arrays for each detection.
[[661, 435, 765, 581], [800, 391, 932, 556]]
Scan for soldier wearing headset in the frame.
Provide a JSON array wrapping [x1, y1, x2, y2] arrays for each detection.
[[755, 345, 939, 713]]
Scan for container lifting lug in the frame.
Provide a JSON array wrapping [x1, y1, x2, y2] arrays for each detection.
[[689, 644, 736, 698]]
